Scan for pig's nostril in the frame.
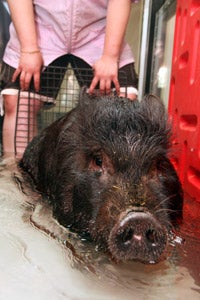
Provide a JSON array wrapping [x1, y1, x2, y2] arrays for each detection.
[[146, 229, 157, 245], [120, 228, 134, 244]]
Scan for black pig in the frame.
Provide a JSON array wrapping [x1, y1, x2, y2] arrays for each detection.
[[20, 90, 183, 263]]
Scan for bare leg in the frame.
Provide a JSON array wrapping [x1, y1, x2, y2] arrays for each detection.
[[3, 94, 42, 157], [2, 94, 18, 156], [120, 92, 137, 100], [119, 87, 138, 100]]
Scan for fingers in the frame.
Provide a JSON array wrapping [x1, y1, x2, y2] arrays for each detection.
[[19, 71, 32, 90], [112, 77, 120, 95], [103, 79, 111, 95], [12, 67, 22, 83], [12, 68, 40, 91], [89, 76, 120, 95], [33, 72, 40, 92], [12, 52, 43, 91], [89, 77, 99, 94]]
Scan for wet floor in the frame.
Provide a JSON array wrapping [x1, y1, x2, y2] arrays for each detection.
[[0, 157, 200, 300]]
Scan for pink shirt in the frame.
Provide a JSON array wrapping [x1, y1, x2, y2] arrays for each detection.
[[3, 0, 138, 69]]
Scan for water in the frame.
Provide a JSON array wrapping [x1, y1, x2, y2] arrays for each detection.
[[0, 157, 200, 300]]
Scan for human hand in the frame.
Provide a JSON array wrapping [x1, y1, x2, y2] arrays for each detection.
[[12, 50, 43, 92], [89, 56, 120, 95]]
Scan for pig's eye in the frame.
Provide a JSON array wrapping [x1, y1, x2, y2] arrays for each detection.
[[94, 156, 103, 167]]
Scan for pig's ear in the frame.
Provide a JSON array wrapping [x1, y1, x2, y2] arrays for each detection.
[[140, 94, 166, 121], [79, 86, 92, 107]]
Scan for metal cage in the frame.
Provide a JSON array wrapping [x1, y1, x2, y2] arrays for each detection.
[[13, 66, 128, 154]]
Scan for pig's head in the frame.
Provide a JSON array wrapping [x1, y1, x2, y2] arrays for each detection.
[[21, 91, 183, 264], [53, 92, 183, 263]]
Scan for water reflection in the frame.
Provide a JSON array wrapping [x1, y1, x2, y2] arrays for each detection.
[[0, 157, 200, 300]]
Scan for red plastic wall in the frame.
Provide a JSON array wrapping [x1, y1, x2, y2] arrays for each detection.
[[168, 0, 200, 215]]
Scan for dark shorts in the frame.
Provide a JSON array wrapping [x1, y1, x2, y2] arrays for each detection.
[[0, 54, 138, 99]]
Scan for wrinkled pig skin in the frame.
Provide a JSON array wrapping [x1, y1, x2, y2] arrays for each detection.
[[20, 90, 183, 263]]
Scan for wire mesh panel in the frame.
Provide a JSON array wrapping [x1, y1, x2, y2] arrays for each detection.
[[14, 66, 128, 154]]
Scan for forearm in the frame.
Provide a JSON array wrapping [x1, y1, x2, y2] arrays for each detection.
[[7, 0, 39, 51], [103, 0, 131, 61]]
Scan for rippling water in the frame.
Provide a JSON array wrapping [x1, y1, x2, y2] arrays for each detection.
[[0, 157, 199, 300]]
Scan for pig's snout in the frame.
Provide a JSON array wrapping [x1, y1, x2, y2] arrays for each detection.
[[108, 210, 167, 263]]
